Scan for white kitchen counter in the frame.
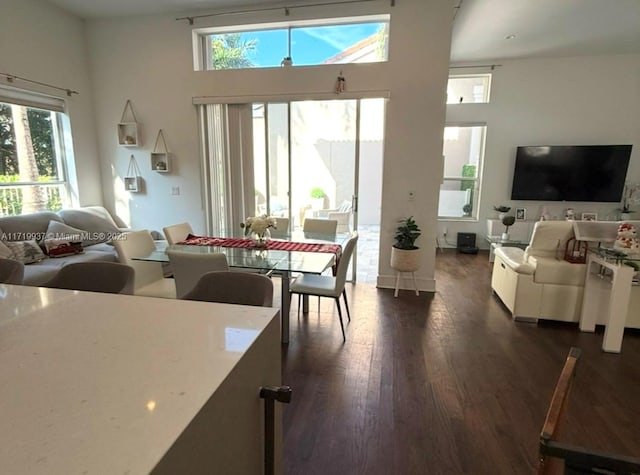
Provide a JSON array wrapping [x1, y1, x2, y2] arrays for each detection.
[[0, 284, 281, 474]]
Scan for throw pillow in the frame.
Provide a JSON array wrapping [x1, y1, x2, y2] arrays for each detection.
[[0, 240, 14, 259], [4, 240, 46, 264], [44, 220, 84, 244], [57, 207, 122, 245]]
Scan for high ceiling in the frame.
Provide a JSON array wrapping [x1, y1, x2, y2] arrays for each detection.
[[44, 0, 640, 63]]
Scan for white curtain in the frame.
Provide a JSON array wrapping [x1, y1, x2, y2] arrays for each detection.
[[198, 103, 255, 237]]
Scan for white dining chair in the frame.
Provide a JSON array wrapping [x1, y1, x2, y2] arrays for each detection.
[[167, 249, 229, 298], [42, 262, 134, 294], [163, 222, 194, 245], [303, 218, 338, 235], [290, 232, 358, 342], [182, 271, 274, 307], [113, 230, 176, 298], [0, 258, 24, 284], [270, 217, 290, 239]]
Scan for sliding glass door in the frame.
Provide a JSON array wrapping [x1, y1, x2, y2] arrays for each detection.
[[201, 97, 385, 282]]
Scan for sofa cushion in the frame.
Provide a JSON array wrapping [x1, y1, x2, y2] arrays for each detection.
[[4, 240, 46, 264], [529, 256, 586, 286], [0, 212, 62, 242], [57, 207, 121, 245]]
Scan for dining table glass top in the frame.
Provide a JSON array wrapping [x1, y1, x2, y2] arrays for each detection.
[[137, 231, 351, 275]]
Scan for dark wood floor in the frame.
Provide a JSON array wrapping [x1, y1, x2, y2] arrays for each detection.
[[280, 249, 640, 475]]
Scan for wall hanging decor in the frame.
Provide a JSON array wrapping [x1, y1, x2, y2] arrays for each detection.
[[150, 129, 171, 173], [117, 99, 140, 146], [124, 155, 143, 192]]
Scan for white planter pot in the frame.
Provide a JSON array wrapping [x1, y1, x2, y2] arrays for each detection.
[[390, 247, 421, 272]]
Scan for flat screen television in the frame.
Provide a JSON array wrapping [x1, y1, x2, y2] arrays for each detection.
[[510, 145, 633, 202]]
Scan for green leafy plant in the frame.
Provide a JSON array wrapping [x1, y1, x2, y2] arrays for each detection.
[[494, 205, 511, 213], [310, 187, 325, 199], [462, 203, 472, 216], [393, 216, 421, 250]]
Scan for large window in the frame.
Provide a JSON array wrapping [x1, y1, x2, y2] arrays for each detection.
[[446, 74, 491, 104], [0, 90, 71, 216], [438, 125, 486, 219], [197, 15, 389, 71]]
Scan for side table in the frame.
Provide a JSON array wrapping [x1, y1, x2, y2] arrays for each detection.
[[579, 252, 635, 353]]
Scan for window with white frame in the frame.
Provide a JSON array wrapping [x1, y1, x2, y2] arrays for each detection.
[[195, 15, 390, 71], [438, 125, 486, 219], [0, 87, 72, 216], [446, 74, 491, 104]]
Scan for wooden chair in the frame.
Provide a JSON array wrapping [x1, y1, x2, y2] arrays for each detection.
[[182, 271, 274, 307], [539, 347, 640, 474], [42, 262, 134, 294]]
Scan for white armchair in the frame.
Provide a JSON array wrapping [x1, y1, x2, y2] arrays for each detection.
[[491, 220, 640, 328], [316, 200, 352, 233]]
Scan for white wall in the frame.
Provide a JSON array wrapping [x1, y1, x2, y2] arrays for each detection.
[[86, 0, 453, 291], [0, 0, 102, 206], [441, 54, 640, 248]]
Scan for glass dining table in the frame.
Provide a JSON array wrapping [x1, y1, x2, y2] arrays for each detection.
[[133, 231, 351, 344]]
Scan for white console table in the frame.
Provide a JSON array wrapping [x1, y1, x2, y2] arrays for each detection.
[[579, 253, 635, 353], [0, 285, 282, 474]]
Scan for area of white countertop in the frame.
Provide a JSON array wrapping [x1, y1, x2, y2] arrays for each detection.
[[0, 284, 279, 474]]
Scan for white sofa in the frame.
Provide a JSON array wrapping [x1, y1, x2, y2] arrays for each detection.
[[491, 220, 640, 328], [0, 206, 125, 286]]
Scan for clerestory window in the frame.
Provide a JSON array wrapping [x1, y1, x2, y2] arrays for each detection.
[[195, 15, 390, 71]]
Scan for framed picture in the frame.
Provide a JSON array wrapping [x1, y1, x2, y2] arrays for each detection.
[[581, 212, 598, 221], [515, 208, 526, 220]]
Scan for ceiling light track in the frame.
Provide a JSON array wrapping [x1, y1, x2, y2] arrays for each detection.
[[450, 64, 502, 70], [0, 72, 78, 97], [177, 0, 395, 25]]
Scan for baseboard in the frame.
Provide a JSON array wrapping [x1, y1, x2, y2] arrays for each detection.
[[376, 274, 436, 293]]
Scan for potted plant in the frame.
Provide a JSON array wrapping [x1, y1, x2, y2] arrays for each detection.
[[391, 216, 421, 272], [494, 205, 511, 220], [310, 187, 326, 210], [501, 215, 516, 240], [619, 183, 640, 220], [462, 203, 472, 217]]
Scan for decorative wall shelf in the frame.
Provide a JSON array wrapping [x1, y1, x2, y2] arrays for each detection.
[[124, 155, 143, 192], [150, 129, 170, 173], [117, 100, 140, 147]]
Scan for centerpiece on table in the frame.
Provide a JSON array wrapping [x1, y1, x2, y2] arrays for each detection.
[[241, 215, 277, 248]]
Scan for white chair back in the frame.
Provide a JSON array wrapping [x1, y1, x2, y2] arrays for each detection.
[[163, 222, 193, 245], [167, 250, 229, 298], [113, 230, 164, 290], [182, 271, 274, 307], [334, 232, 358, 292], [524, 221, 575, 260], [303, 218, 337, 234], [42, 262, 134, 294], [270, 217, 290, 238]]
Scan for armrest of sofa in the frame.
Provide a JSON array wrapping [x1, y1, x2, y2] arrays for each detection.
[[494, 247, 535, 274], [528, 256, 586, 286]]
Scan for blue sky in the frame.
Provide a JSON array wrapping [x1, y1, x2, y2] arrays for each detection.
[[219, 23, 381, 67]]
